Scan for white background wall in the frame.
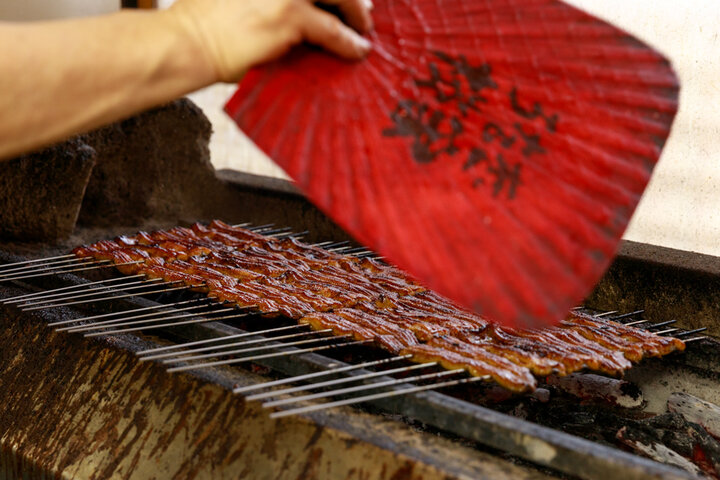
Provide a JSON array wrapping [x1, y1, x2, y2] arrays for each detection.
[[2, 1, 719, 256], [562, 0, 720, 257]]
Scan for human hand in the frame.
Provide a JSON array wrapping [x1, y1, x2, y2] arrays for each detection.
[[167, 0, 373, 83]]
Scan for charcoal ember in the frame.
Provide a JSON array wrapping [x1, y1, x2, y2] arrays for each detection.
[[547, 373, 643, 408], [249, 363, 272, 375], [669, 392, 720, 441], [531, 387, 551, 403], [0, 137, 96, 241], [77, 98, 221, 227], [616, 431, 704, 478], [531, 401, 637, 447], [462, 385, 550, 413], [509, 403, 529, 419], [534, 403, 598, 429], [483, 385, 516, 403], [617, 412, 720, 478]]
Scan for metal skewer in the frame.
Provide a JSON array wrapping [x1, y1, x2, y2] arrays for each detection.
[[0, 220, 262, 277], [342, 247, 372, 255], [145, 329, 329, 361], [17, 278, 168, 307], [246, 224, 274, 231], [594, 311, 618, 318], [0, 260, 142, 283], [263, 368, 462, 408], [0, 256, 95, 277], [337, 248, 374, 256], [672, 327, 708, 337], [260, 227, 294, 236], [75, 306, 236, 333], [12, 276, 154, 304], [84, 310, 256, 337], [349, 251, 375, 257], [0, 253, 76, 270], [59, 302, 230, 333], [138, 324, 307, 360], [248, 362, 436, 402], [0, 259, 110, 281], [311, 241, 335, 247], [22, 282, 201, 311], [161, 334, 341, 364], [610, 310, 645, 321], [233, 355, 412, 395], [249, 225, 280, 234], [624, 319, 649, 327], [646, 320, 677, 330], [47, 298, 210, 327], [270, 231, 309, 240], [2, 274, 146, 304], [653, 328, 679, 336], [269, 375, 488, 419], [318, 241, 350, 250], [166, 339, 370, 373], [355, 253, 382, 259]]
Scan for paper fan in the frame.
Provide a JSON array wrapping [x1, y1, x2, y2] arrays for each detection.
[[225, 0, 679, 329]]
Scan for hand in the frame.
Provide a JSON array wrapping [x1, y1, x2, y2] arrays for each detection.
[[167, 0, 373, 83]]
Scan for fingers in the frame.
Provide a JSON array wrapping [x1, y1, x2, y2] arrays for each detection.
[[316, 0, 373, 33], [300, 3, 372, 60]]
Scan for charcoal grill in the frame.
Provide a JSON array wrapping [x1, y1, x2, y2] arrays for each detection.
[[2, 104, 720, 480], [2, 174, 720, 480]]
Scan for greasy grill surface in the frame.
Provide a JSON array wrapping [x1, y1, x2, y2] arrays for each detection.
[[72, 220, 685, 392]]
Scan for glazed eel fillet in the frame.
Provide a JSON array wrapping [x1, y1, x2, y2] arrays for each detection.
[[73, 220, 685, 393]]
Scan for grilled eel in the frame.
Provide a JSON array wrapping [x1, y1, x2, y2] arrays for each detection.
[[73, 221, 686, 394]]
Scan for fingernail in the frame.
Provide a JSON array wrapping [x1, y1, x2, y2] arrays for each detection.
[[354, 36, 372, 55], [365, 14, 374, 32]]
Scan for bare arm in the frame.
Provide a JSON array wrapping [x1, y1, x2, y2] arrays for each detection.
[[0, 0, 371, 160]]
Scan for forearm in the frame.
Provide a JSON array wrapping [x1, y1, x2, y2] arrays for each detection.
[[0, 9, 215, 160], [0, 0, 372, 161]]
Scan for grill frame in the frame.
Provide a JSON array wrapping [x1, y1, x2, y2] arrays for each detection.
[[2, 172, 720, 480], [0, 247, 706, 480]]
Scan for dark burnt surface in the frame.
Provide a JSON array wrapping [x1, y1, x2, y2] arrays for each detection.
[[0, 137, 96, 241], [618, 413, 720, 478]]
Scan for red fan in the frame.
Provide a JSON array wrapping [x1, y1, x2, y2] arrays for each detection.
[[225, 0, 678, 329]]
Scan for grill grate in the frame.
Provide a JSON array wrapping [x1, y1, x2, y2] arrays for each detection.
[[0, 224, 699, 414], [0, 224, 711, 480]]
